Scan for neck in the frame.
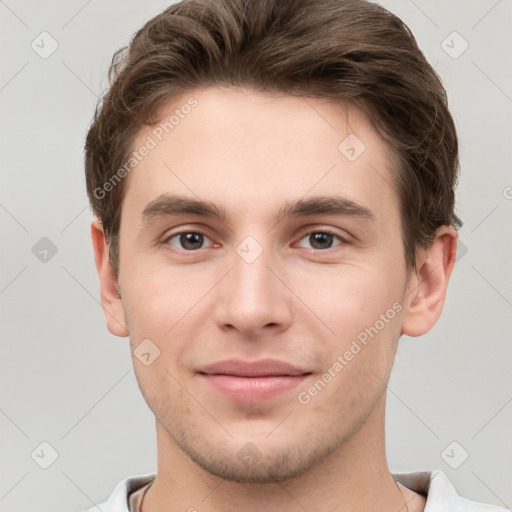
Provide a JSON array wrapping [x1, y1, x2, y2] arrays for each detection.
[[142, 395, 422, 512]]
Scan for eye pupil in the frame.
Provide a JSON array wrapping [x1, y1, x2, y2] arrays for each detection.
[[180, 233, 203, 250], [310, 232, 333, 249], [172, 231, 339, 252]]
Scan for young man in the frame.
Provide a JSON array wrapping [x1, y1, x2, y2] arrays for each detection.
[[84, 0, 507, 510]]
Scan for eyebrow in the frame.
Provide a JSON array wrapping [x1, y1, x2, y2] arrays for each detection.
[[276, 195, 375, 222], [142, 194, 228, 225], [141, 193, 375, 225]]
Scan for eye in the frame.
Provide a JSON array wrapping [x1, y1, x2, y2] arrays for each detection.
[[165, 231, 214, 251], [296, 230, 344, 250]]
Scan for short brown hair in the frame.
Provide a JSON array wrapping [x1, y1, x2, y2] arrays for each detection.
[[85, 0, 461, 277]]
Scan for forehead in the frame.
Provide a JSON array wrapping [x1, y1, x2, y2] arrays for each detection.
[[122, 87, 399, 226]]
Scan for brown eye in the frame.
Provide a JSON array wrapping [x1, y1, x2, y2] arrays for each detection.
[[297, 231, 343, 250], [167, 232, 210, 250]]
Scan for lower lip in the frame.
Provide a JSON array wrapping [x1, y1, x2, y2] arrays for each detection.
[[200, 374, 309, 403]]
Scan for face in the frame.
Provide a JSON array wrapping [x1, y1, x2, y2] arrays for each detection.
[[112, 88, 415, 482]]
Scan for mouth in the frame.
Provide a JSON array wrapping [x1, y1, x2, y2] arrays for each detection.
[[197, 359, 312, 403]]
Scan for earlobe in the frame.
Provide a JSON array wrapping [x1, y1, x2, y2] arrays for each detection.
[[90, 219, 129, 337], [401, 226, 458, 337]]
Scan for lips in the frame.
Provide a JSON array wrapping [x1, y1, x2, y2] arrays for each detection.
[[198, 359, 311, 403], [199, 359, 308, 377]]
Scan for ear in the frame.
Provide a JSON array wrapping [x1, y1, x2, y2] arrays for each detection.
[[401, 226, 458, 337], [90, 219, 128, 337]]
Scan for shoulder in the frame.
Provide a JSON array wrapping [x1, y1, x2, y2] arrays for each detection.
[[393, 469, 510, 512], [82, 473, 156, 512]]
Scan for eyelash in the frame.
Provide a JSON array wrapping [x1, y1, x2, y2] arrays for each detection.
[[163, 228, 347, 252], [296, 229, 346, 250]]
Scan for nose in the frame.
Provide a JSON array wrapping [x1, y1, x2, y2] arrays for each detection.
[[213, 244, 293, 337]]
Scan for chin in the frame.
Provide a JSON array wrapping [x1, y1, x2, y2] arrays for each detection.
[[185, 444, 321, 483], [166, 420, 344, 484]]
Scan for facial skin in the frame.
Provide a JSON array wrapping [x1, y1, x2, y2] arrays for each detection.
[[92, 88, 457, 512]]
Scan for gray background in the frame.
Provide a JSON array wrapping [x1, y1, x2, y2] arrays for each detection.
[[1, 1, 511, 511]]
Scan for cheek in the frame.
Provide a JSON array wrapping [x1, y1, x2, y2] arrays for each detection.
[[122, 262, 212, 335], [132, 358, 192, 429], [293, 263, 405, 405], [292, 262, 403, 338], [299, 311, 402, 423]]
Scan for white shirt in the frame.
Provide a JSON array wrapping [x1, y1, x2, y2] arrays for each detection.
[[84, 469, 510, 512]]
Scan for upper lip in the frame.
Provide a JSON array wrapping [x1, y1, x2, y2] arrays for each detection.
[[198, 359, 309, 377]]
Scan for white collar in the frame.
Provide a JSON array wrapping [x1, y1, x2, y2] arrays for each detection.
[[88, 469, 508, 512]]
